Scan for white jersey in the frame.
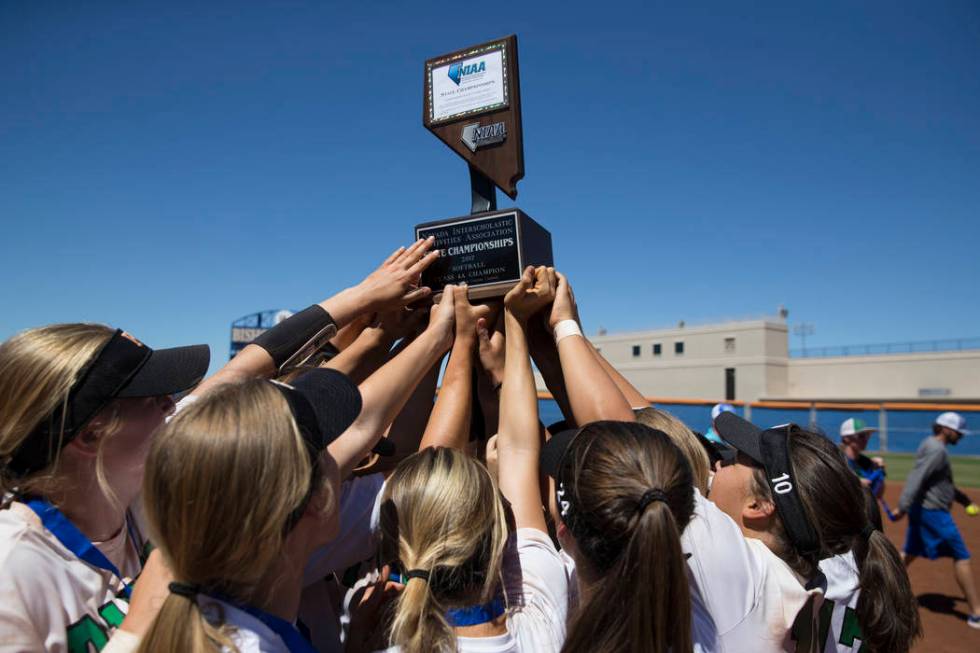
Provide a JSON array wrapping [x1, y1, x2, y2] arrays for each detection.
[[682, 491, 824, 653], [0, 501, 143, 653], [373, 528, 568, 653], [815, 553, 864, 652]]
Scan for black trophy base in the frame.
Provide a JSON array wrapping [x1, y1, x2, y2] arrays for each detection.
[[415, 209, 553, 299]]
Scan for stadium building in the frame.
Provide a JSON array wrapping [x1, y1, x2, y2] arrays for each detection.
[[588, 315, 980, 404]]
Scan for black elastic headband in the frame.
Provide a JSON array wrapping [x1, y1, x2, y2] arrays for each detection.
[[8, 330, 151, 477], [759, 425, 821, 561]]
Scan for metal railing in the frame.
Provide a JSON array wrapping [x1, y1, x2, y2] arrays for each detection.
[[790, 337, 980, 358]]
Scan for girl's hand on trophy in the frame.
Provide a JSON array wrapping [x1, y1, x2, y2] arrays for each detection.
[[477, 314, 506, 387], [357, 237, 440, 312], [427, 284, 457, 352], [548, 271, 580, 330], [453, 284, 492, 347], [504, 266, 556, 321]]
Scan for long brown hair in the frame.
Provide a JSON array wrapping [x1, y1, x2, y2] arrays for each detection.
[[749, 429, 921, 652], [138, 379, 329, 653], [379, 446, 509, 653], [558, 421, 695, 653]]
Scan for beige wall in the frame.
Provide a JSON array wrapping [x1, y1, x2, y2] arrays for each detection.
[[785, 351, 980, 400], [565, 318, 980, 402], [590, 319, 789, 402]]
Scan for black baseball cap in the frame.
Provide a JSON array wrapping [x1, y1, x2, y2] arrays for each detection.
[[714, 411, 821, 561], [540, 428, 581, 480], [272, 368, 363, 452], [272, 368, 362, 532], [8, 330, 210, 477]]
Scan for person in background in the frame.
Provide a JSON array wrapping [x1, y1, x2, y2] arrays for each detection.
[[704, 403, 736, 445], [895, 411, 980, 629], [838, 418, 885, 498]]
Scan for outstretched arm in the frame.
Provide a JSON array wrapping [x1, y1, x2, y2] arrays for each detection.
[[547, 272, 635, 424], [954, 488, 976, 508], [419, 288, 490, 451], [526, 316, 576, 427], [192, 238, 439, 396], [324, 307, 428, 385], [475, 306, 505, 438], [328, 286, 456, 478], [497, 266, 556, 533]]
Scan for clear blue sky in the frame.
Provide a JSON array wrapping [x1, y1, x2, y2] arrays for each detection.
[[2, 1, 978, 371]]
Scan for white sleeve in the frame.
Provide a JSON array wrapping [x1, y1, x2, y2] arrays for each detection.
[[303, 474, 385, 585], [682, 491, 764, 636], [0, 592, 42, 653], [502, 529, 568, 652], [102, 630, 142, 653]]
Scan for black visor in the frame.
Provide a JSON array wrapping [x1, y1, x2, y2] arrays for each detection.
[[271, 369, 362, 533], [714, 412, 821, 561], [7, 330, 209, 478]]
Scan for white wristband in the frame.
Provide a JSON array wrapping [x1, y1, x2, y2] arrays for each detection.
[[554, 320, 583, 344]]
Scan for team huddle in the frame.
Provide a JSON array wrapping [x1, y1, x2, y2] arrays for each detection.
[[0, 237, 976, 653]]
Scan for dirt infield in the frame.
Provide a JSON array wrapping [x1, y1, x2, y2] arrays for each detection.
[[880, 482, 980, 652]]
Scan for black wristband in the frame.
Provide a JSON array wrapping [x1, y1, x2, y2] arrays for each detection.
[[252, 305, 338, 371]]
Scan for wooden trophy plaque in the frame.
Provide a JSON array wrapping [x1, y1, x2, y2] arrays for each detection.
[[417, 35, 553, 297]]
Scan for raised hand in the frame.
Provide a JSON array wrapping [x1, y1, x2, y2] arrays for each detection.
[[504, 266, 557, 321], [375, 306, 429, 343], [548, 271, 580, 330], [454, 285, 492, 346], [477, 312, 506, 388], [356, 238, 440, 312], [426, 284, 458, 352]]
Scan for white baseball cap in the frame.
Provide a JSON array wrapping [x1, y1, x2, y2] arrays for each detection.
[[935, 412, 967, 435], [840, 418, 877, 439], [712, 403, 736, 421]]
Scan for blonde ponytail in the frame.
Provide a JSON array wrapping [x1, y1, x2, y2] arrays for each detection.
[[381, 447, 508, 653], [138, 379, 331, 653], [138, 593, 238, 653]]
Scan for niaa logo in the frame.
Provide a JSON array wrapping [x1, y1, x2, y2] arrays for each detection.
[[448, 60, 486, 86]]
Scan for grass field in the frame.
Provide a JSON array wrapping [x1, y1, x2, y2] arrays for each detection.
[[868, 451, 980, 488]]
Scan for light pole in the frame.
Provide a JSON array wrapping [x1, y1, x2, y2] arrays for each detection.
[[793, 323, 815, 356]]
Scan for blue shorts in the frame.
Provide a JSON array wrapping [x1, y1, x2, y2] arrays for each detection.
[[904, 506, 971, 561]]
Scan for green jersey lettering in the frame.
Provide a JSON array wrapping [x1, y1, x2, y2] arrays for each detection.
[[66, 599, 129, 652], [98, 601, 125, 629], [839, 606, 868, 651], [66, 614, 108, 653]]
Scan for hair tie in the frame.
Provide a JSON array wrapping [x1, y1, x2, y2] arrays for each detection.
[[405, 569, 430, 582], [860, 524, 876, 541], [636, 488, 669, 513], [168, 581, 201, 599]]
